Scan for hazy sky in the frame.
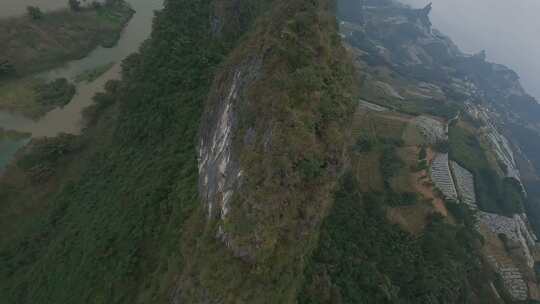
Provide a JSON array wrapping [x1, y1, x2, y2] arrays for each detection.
[[400, 0, 540, 100]]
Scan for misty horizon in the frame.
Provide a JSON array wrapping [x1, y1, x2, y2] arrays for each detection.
[[401, 0, 540, 102]]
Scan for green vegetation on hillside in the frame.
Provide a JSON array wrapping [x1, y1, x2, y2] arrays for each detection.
[[0, 0, 226, 302], [448, 122, 524, 215], [299, 173, 488, 303], [0, 0, 512, 303], [177, 0, 357, 301], [17, 134, 82, 183], [26, 6, 43, 20], [0, 0, 360, 302]]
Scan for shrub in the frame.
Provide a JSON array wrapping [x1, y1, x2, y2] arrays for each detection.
[[91, 1, 102, 9], [35, 78, 76, 107], [445, 200, 477, 227], [27, 6, 43, 20], [418, 146, 427, 160], [353, 137, 373, 152], [68, 0, 81, 11], [298, 157, 325, 181], [416, 159, 428, 171], [0, 59, 15, 78]]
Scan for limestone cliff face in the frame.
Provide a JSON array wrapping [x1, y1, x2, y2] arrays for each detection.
[[198, 0, 356, 259], [178, 0, 357, 302], [198, 56, 262, 223]]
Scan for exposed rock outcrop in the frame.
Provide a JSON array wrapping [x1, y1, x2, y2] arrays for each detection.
[[198, 57, 262, 222], [450, 161, 477, 209], [430, 153, 457, 200], [178, 0, 357, 302]]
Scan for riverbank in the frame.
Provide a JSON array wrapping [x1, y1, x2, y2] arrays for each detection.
[[0, 77, 77, 119], [0, 0, 134, 119], [0, 0, 134, 77], [0, 128, 31, 173], [0, 128, 30, 141]]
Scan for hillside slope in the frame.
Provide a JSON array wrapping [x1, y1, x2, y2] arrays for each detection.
[[0, 0, 356, 303], [3, 0, 540, 303]]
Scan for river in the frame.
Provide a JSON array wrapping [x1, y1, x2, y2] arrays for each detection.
[[0, 0, 163, 171]]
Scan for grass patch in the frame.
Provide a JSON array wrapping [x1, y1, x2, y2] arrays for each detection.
[[352, 109, 420, 203], [0, 77, 41, 117], [0, 77, 75, 118]]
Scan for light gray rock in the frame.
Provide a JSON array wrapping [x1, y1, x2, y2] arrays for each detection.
[[430, 153, 458, 200], [450, 161, 477, 209]]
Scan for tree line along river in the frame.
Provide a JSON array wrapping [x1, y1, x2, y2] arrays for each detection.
[[0, 0, 163, 172]]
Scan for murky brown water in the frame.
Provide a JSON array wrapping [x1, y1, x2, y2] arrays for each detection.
[[0, 0, 163, 169], [0, 0, 162, 137], [0, 65, 121, 136]]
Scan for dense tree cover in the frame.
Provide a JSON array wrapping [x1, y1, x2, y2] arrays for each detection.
[[0, 0, 231, 302], [397, 98, 461, 120], [175, 0, 358, 301], [0, 0, 361, 300], [0, 0, 510, 303], [17, 134, 82, 183], [35, 78, 76, 108], [299, 173, 486, 304]]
